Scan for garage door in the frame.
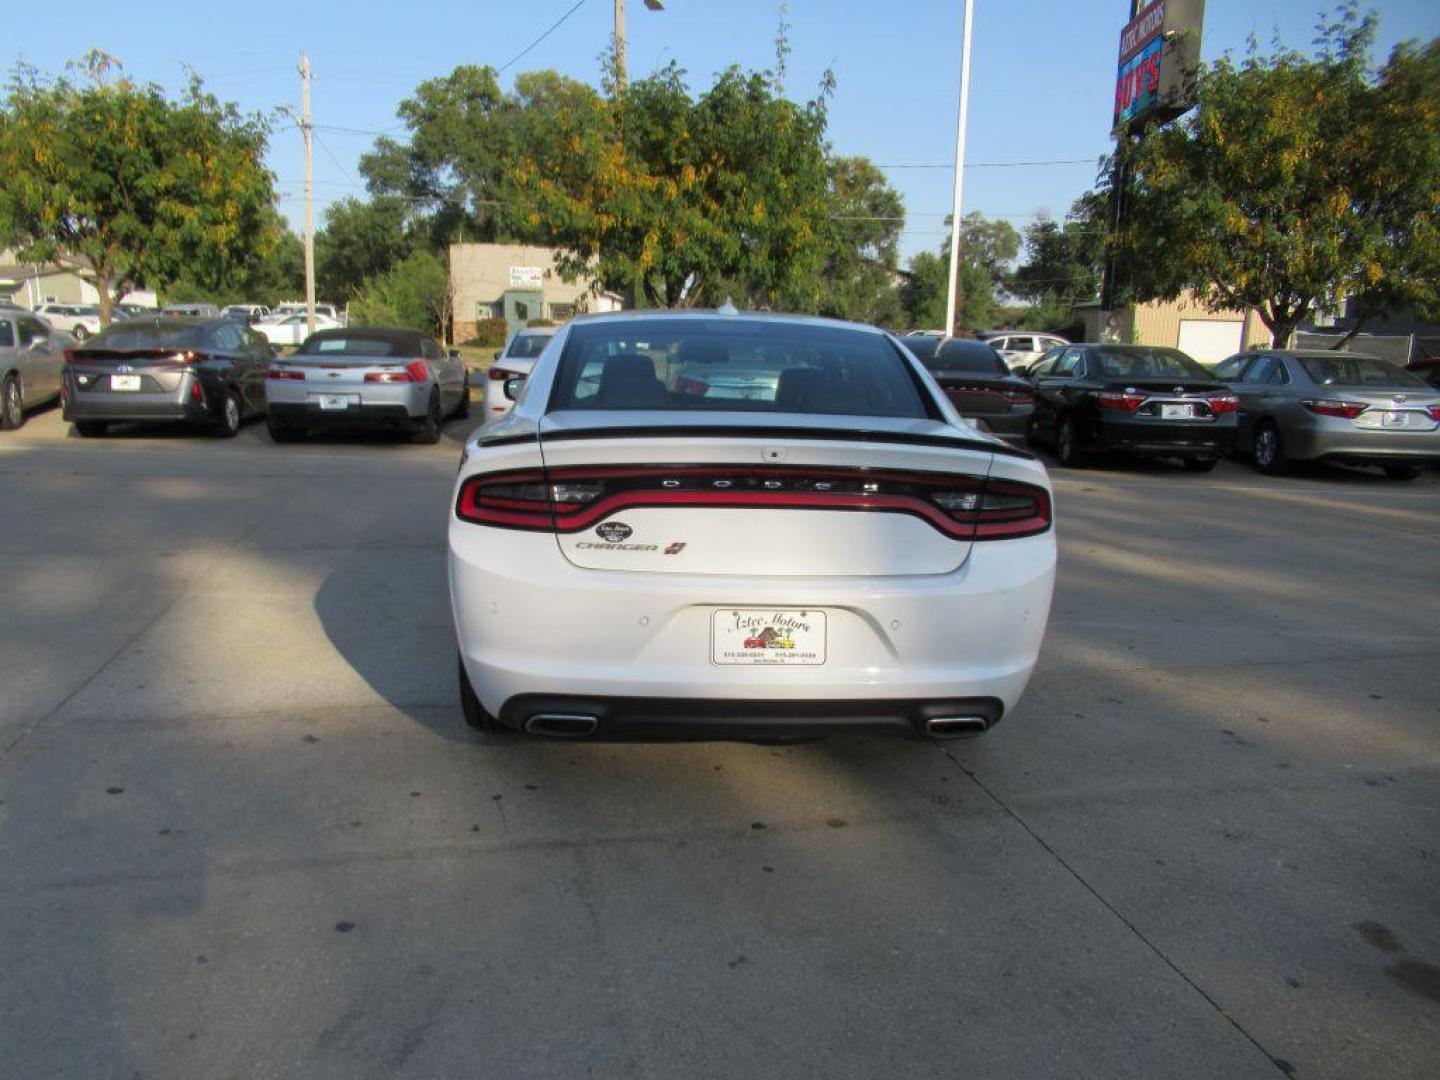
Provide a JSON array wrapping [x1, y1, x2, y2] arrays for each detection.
[[1177, 320, 1244, 364]]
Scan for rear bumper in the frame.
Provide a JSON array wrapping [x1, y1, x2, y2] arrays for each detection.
[[267, 401, 418, 430], [497, 693, 1004, 739], [450, 521, 1056, 731], [66, 388, 213, 425], [1286, 423, 1440, 463], [970, 409, 1030, 441], [1095, 415, 1236, 457]]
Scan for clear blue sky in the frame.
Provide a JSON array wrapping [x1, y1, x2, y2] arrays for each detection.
[[8, 1, 1438, 262]]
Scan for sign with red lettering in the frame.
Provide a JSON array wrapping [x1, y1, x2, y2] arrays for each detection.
[[1112, 0, 1205, 131]]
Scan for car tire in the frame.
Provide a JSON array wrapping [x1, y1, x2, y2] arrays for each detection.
[[217, 390, 242, 438], [456, 372, 471, 419], [267, 416, 304, 443], [413, 391, 442, 445], [1252, 421, 1290, 475], [1183, 457, 1219, 473], [1054, 415, 1085, 468], [74, 419, 107, 437], [1382, 464, 1421, 481], [458, 654, 500, 732], [1, 374, 23, 430]]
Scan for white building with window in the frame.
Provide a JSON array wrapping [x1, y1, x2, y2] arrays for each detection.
[[449, 243, 622, 344]]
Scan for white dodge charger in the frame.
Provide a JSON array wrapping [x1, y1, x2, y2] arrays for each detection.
[[448, 310, 1056, 740]]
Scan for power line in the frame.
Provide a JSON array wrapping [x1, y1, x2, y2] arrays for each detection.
[[872, 158, 1097, 170], [497, 0, 592, 75]]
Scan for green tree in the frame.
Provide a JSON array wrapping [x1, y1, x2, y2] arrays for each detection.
[[958, 212, 1020, 285], [349, 249, 450, 338], [818, 156, 905, 325], [1011, 191, 1107, 324], [503, 62, 833, 309], [897, 214, 1015, 333], [315, 196, 413, 302], [1116, 6, 1440, 346], [0, 52, 275, 323]]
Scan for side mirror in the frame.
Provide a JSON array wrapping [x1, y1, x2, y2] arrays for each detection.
[[503, 376, 526, 402], [448, 349, 462, 360]]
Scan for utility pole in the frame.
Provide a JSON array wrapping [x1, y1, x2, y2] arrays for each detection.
[[944, 0, 974, 338], [614, 0, 626, 88], [300, 51, 316, 336]]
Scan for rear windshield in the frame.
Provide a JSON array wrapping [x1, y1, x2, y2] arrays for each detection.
[[550, 319, 933, 419], [85, 324, 208, 350], [297, 335, 409, 357], [1298, 355, 1423, 388], [506, 333, 552, 359], [1092, 347, 1209, 380], [901, 335, 942, 360], [928, 341, 1006, 375]]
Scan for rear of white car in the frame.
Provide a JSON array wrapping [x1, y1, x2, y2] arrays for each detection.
[[451, 313, 1055, 740], [483, 327, 558, 418]]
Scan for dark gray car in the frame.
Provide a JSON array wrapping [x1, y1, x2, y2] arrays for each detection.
[[1213, 349, 1440, 479], [906, 336, 1034, 442], [65, 317, 272, 437]]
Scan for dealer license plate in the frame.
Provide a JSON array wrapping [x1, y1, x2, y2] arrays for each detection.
[[712, 608, 827, 666], [111, 374, 141, 392], [1381, 411, 1410, 428], [317, 394, 351, 411], [1160, 403, 1195, 420]]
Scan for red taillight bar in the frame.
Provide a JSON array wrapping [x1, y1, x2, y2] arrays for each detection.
[[1095, 390, 1147, 412], [455, 465, 1051, 541], [1206, 393, 1239, 414], [1430, 405, 1440, 422], [489, 366, 522, 382], [267, 368, 304, 381], [1301, 398, 1368, 419]]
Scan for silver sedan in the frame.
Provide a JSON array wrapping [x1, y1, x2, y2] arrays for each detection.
[[1214, 349, 1440, 479], [1, 311, 69, 430]]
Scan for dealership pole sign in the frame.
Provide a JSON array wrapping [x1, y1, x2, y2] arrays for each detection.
[[1113, 0, 1205, 131]]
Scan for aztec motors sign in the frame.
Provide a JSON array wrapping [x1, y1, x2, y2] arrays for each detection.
[[1113, 0, 1205, 130]]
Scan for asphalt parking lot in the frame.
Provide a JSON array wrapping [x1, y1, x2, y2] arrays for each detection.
[[2, 403, 1437, 1080]]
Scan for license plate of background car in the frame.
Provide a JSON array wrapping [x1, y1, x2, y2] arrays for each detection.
[[712, 609, 827, 666], [1161, 403, 1194, 420], [1381, 411, 1410, 428], [316, 394, 352, 411], [111, 375, 141, 392]]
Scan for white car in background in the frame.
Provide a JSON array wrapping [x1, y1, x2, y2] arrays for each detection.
[[269, 302, 344, 325], [449, 310, 1056, 740], [483, 326, 558, 418], [34, 303, 102, 340], [257, 312, 342, 346], [981, 332, 1070, 373]]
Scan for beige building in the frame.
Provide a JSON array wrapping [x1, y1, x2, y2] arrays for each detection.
[[449, 243, 622, 343], [1080, 292, 1273, 363]]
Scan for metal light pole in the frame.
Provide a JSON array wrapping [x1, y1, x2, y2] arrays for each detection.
[[944, 0, 974, 337], [300, 50, 316, 336], [615, 0, 664, 89]]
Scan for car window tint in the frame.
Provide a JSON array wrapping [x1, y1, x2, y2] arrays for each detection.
[[1053, 348, 1083, 377], [1211, 355, 1249, 379], [299, 335, 408, 357], [1297, 355, 1422, 388], [213, 323, 243, 350], [18, 318, 49, 344], [1242, 356, 1275, 384], [1092, 347, 1210, 379], [1009, 337, 1035, 353], [551, 319, 933, 419], [901, 335, 942, 360], [0, 320, 13, 348], [86, 324, 209, 350], [506, 333, 551, 359], [931, 340, 1006, 374]]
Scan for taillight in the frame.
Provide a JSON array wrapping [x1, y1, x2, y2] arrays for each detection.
[[64, 349, 76, 364], [1206, 393, 1239, 414], [1428, 405, 1440, 422], [267, 368, 304, 381], [190, 379, 205, 406], [1001, 389, 1034, 406], [1301, 398, 1367, 419], [489, 366, 521, 382], [456, 467, 1052, 541], [364, 359, 431, 383], [1095, 390, 1147, 411], [674, 376, 709, 397]]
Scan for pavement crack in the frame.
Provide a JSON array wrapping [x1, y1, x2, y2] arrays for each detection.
[[935, 742, 1299, 1078]]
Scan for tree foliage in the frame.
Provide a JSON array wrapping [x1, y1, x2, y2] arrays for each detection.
[[1116, 6, 1440, 346], [348, 249, 449, 337], [316, 196, 413, 302], [0, 52, 275, 322], [817, 156, 904, 325], [1011, 191, 1107, 324], [502, 63, 834, 309], [897, 214, 1018, 333]]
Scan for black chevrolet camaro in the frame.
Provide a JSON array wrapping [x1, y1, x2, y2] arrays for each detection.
[[1024, 343, 1239, 470]]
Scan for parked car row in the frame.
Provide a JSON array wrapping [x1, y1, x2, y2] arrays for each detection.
[[0, 315, 468, 444]]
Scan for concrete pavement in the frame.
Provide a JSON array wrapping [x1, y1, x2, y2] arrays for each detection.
[[1, 404, 1437, 1079]]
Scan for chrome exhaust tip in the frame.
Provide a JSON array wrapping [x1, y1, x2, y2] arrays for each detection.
[[524, 713, 599, 738], [925, 716, 989, 739]]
